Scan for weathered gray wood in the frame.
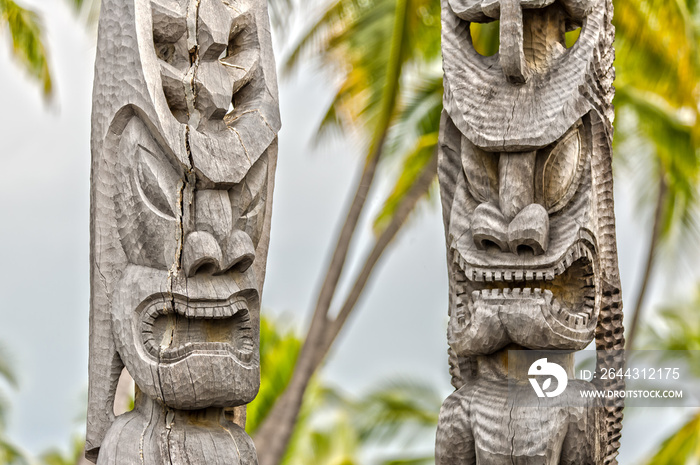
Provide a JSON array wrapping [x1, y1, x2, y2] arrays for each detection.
[[86, 0, 280, 463], [436, 0, 624, 463]]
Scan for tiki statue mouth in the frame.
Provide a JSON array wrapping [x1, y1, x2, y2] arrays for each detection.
[[140, 293, 255, 365], [449, 239, 598, 354]]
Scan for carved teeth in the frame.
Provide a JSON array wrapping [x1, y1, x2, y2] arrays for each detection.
[[453, 241, 596, 284], [555, 262, 566, 276], [473, 288, 555, 300], [563, 254, 572, 268], [142, 297, 248, 321], [553, 299, 563, 314], [453, 241, 599, 331], [140, 295, 253, 363]]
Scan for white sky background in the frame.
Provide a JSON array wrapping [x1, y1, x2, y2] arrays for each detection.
[[0, 0, 695, 462]]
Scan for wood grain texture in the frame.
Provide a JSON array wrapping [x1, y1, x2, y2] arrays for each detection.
[[86, 0, 280, 463], [437, 0, 623, 463]]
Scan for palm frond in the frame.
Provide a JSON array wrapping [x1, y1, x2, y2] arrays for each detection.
[[283, 0, 440, 152], [350, 378, 441, 445], [40, 435, 86, 465], [614, 0, 700, 109], [644, 411, 700, 464], [373, 133, 437, 235], [379, 457, 434, 465], [0, 437, 31, 465], [640, 285, 700, 366], [0, 0, 52, 96], [372, 72, 442, 235], [246, 317, 302, 436], [614, 84, 700, 263]]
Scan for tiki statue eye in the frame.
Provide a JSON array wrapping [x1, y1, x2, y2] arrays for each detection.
[[540, 125, 582, 212]]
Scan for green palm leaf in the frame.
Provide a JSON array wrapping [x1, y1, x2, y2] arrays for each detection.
[[0, 437, 30, 465], [40, 435, 86, 465], [644, 411, 700, 464], [0, 0, 52, 96], [351, 378, 441, 445], [247, 317, 302, 436], [379, 458, 434, 465]]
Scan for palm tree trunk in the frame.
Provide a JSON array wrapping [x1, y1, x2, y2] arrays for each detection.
[[254, 5, 416, 460], [325, 152, 438, 350], [254, 139, 385, 465], [626, 174, 667, 350], [253, 151, 436, 465]]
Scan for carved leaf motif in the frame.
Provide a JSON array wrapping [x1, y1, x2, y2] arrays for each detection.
[[542, 127, 580, 210], [135, 146, 181, 221], [232, 154, 268, 247]]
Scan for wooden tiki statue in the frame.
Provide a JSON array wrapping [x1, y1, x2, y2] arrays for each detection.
[[436, 0, 624, 463], [86, 0, 280, 463]]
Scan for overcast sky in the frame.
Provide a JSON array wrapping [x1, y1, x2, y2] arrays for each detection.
[[0, 0, 696, 462]]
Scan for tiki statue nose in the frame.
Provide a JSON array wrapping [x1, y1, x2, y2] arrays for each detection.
[[181, 230, 255, 277], [471, 150, 549, 255], [472, 202, 549, 256], [182, 231, 224, 277]]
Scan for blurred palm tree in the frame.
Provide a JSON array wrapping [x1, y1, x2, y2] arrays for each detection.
[[637, 285, 700, 464], [254, 2, 454, 461], [0, 0, 52, 97], [0, 345, 30, 465], [614, 0, 700, 349], [40, 437, 88, 465], [0, 0, 101, 99], [248, 316, 440, 465]]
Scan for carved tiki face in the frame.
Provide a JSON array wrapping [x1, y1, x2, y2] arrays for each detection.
[[439, 0, 616, 356], [87, 0, 280, 455]]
